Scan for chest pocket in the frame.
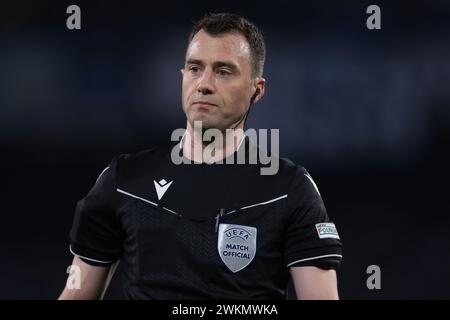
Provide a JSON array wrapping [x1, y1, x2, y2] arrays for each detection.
[[135, 201, 220, 291], [218, 200, 286, 264]]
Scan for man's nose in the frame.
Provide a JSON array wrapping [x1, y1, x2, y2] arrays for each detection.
[[197, 68, 214, 95]]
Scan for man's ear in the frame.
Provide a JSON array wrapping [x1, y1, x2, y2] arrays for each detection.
[[253, 77, 266, 103], [180, 68, 185, 76]]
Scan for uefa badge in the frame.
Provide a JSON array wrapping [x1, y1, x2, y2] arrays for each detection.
[[217, 224, 257, 273]]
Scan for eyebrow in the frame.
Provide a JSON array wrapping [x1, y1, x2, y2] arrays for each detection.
[[186, 59, 240, 72]]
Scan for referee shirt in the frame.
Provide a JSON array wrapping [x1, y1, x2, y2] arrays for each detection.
[[69, 136, 343, 299]]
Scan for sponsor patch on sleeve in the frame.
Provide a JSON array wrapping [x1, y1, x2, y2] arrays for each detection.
[[315, 222, 340, 239]]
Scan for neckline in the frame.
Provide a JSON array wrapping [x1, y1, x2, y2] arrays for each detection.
[[179, 130, 248, 165]]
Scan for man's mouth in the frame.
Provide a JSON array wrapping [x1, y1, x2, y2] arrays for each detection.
[[193, 100, 217, 107]]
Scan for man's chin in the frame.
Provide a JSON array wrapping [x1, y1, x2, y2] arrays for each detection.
[[190, 117, 219, 130]]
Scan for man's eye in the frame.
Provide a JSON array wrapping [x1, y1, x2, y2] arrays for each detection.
[[217, 69, 231, 76], [189, 66, 200, 73]]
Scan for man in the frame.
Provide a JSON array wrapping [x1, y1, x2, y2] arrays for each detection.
[[59, 13, 343, 300]]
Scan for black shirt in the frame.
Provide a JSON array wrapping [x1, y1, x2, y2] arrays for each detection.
[[69, 136, 343, 299]]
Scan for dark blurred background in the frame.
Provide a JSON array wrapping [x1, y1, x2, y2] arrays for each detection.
[[1, 0, 449, 299]]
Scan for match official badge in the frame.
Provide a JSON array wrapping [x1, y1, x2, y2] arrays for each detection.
[[218, 224, 257, 273]]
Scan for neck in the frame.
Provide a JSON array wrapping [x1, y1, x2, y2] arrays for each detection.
[[182, 121, 245, 164]]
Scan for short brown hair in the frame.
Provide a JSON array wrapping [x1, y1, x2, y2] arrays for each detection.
[[188, 13, 266, 77]]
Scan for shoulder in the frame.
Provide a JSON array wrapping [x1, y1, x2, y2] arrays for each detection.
[[276, 157, 322, 202], [114, 141, 175, 172], [106, 142, 177, 193], [277, 156, 309, 186]]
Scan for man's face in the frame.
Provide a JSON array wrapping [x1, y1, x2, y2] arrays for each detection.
[[181, 30, 262, 131]]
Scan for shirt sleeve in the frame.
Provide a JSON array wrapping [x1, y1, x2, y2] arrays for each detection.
[[69, 155, 124, 266], [284, 166, 343, 270]]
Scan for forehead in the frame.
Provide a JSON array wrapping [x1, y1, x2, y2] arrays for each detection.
[[186, 30, 251, 66]]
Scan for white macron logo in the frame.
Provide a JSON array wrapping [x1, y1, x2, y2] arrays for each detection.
[[153, 179, 173, 200]]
